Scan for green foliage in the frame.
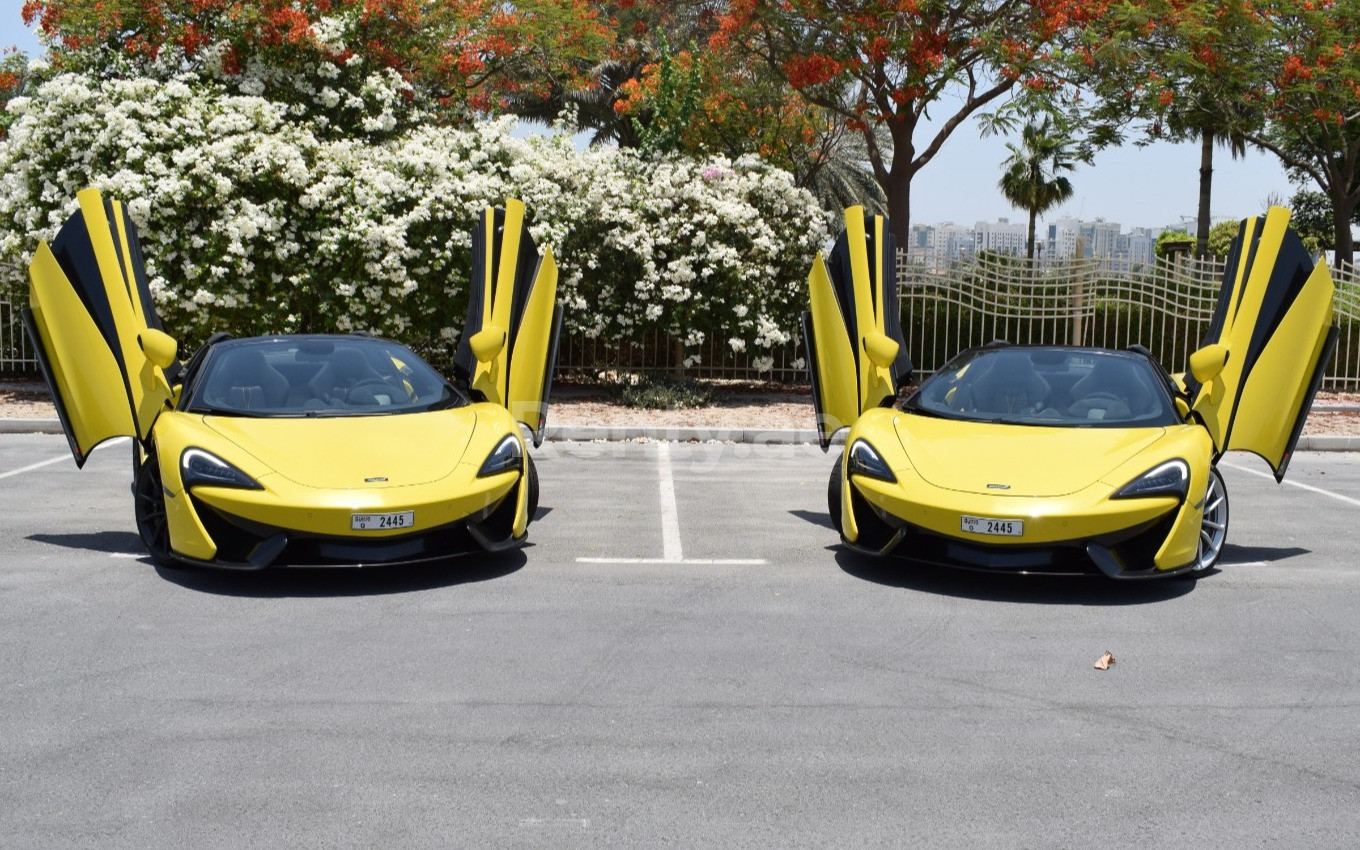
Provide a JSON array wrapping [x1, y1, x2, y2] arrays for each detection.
[[0, 72, 830, 369], [609, 374, 716, 409], [997, 117, 1078, 259], [633, 42, 702, 156], [1155, 231, 1194, 259], [1206, 220, 1240, 258]]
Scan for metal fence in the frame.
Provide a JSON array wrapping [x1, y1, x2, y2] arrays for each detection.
[[0, 298, 38, 374], [5, 254, 1360, 388], [897, 254, 1360, 390], [554, 254, 1360, 390]]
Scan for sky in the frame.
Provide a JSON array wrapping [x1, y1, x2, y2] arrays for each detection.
[[1, 9, 1300, 233]]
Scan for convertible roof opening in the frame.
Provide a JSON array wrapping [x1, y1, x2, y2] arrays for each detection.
[[184, 335, 464, 418], [905, 346, 1181, 428]]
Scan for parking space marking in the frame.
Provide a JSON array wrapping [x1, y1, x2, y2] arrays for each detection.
[[575, 557, 767, 565], [0, 437, 130, 481], [657, 442, 683, 561], [0, 454, 72, 481], [576, 442, 767, 565], [1222, 460, 1360, 508]]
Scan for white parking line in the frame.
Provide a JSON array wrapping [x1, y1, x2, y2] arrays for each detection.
[[576, 558, 767, 565], [1221, 460, 1360, 508], [0, 453, 72, 481], [0, 437, 131, 481], [575, 442, 767, 566], [657, 442, 683, 561]]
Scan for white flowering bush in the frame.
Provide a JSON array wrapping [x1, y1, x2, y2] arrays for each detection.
[[0, 71, 829, 367]]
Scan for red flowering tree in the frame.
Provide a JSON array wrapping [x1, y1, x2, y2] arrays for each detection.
[[714, 0, 1112, 241], [1080, 0, 1266, 259], [19, 0, 611, 124], [0, 48, 28, 138], [1244, 0, 1360, 268]]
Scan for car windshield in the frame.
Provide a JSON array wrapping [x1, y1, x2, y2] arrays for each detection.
[[903, 346, 1180, 427], [184, 336, 465, 417]]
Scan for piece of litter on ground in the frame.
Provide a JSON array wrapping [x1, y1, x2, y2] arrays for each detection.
[[1094, 651, 1116, 670]]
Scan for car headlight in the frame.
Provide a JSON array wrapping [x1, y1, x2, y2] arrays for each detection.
[[1113, 459, 1189, 499], [180, 447, 262, 490], [478, 434, 523, 478], [847, 439, 896, 483]]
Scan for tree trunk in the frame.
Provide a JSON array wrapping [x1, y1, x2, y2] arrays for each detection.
[[1196, 128, 1214, 259], [1026, 209, 1037, 260], [883, 164, 913, 246]]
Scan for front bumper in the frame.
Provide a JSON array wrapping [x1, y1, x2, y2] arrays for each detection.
[[846, 476, 1199, 580], [168, 471, 526, 569], [845, 504, 1193, 580]]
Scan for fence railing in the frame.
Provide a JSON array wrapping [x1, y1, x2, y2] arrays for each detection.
[[5, 253, 1360, 389], [0, 298, 38, 374]]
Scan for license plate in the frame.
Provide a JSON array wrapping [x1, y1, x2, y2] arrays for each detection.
[[960, 515, 1023, 537], [351, 511, 414, 531]]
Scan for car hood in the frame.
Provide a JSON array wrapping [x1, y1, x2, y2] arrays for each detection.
[[895, 415, 1167, 497], [203, 408, 480, 489]]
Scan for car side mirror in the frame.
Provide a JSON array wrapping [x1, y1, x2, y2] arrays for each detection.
[[138, 328, 178, 370], [1189, 344, 1229, 384], [469, 326, 505, 363], [863, 332, 900, 370]]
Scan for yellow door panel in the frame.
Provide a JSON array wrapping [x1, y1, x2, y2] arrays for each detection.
[[24, 243, 135, 466], [23, 189, 177, 465], [1189, 207, 1336, 480], [805, 255, 858, 445], [507, 249, 562, 444], [454, 200, 563, 446], [803, 206, 911, 449]]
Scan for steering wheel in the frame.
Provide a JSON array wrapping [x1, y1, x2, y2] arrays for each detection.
[[346, 378, 395, 405], [1078, 391, 1124, 404]]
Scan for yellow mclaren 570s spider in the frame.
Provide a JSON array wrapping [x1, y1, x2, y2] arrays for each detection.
[[803, 206, 1338, 580], [23, 189, 563, 569]]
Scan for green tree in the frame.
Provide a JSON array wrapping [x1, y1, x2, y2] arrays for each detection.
[[20, 0, 613, 127], [713, 0, 1112, 243], [997, 118, 1078, 260], [1082, 0, 1263, 259], [1236, 0, 1360, 268], [1155, 230, 1194, 259], [1206, 219, 1240, 258]]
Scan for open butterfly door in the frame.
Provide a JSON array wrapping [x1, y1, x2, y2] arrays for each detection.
[[452, 199, 563, 447], [22, 189, 177, 467], [802, 206, 912, 449], [1185, 206, 1338, 481]]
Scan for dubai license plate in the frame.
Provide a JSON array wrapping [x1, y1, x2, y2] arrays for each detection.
[[960, 515, 1023, 537], [351, 511, 414, 531]]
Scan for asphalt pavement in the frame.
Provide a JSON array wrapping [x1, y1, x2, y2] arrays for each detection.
[[2, 433, 1359, 847]]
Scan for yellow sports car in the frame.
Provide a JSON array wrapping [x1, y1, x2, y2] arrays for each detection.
[[23, 189, 562, 568], [804, 206, 1337, 579]]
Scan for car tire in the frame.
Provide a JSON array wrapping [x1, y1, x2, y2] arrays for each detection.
[[1192, 466, 1229, 573], [526, 454, 540, 521], [132, 445, 177, 567], [828, 453, 844, 534]]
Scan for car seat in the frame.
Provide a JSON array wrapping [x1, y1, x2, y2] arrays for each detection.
[[205, 347, 290, 410], [308, 346, 385, 402], [969, 353, 1051, 414]]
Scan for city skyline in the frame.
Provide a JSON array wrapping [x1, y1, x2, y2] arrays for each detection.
[[1, 12, 1300, 230]]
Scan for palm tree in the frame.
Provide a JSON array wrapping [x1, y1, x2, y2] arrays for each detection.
[[998, 119, 1077, 260], [503, 58, 649, 148], [1156, 93, 1250, 259], [798, 120, 890, 216]]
